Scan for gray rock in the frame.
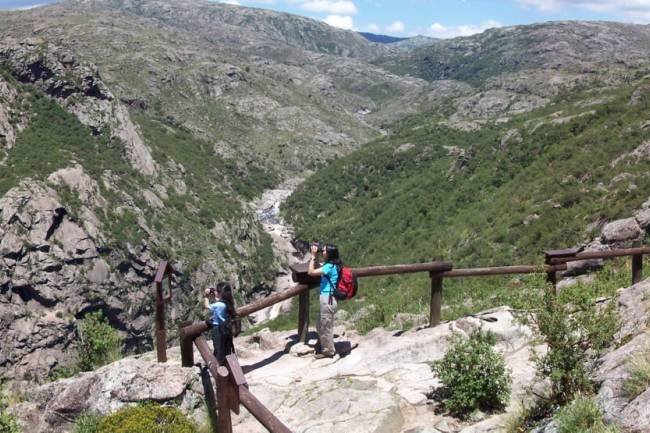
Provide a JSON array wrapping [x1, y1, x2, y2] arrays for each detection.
[[635, 208, 650, 229], [596, 279, 650, 432], [601, 218, 644, 247], [15, 357, 203, 433], [86, 259, 110, 284]]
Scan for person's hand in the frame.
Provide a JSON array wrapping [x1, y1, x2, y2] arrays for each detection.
[[204, 288, 211, 297], [310, 244, 319, 257]]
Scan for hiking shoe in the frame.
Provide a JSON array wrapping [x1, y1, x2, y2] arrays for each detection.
[[314, 352, 335, 359]]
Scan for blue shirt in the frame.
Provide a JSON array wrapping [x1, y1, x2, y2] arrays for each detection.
[[208, 301, 227, 326], [320, 263, 339, 295]]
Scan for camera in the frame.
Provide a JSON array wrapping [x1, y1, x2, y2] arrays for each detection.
[[311, 241, 323, 250]]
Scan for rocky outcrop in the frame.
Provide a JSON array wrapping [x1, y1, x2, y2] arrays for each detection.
[[0, 76, 21, 151], [0, 38, 157, 175], [0, 178, 159, 380], [596, 279, 650, 433], [14, 354, 204, 433], [601, 217, 645, 248]]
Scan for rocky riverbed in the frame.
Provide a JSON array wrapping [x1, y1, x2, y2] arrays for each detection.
[[249, 177, 308, 324]]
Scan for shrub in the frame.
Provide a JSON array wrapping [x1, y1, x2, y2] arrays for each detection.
[[96, 403, 198, 433], [529, 290, 619, 404], [0, 381, 21, 433], [72, 413, 101, 433], [77, 312, 122, 371], [555, 395, 619, 433], [431, 329, 511, 418]]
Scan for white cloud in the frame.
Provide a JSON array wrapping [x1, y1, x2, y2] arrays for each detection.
[[426, 20, 503, 38], [323, 14, 354, 29], [386, 20, 405, 33], [364, 23, 381, 33], [518, 0, 650, 21], [301, 1, 358, 14], [218, 0, 242, 4]]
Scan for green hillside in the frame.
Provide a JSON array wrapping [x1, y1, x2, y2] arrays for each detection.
[[282, 80, 650, 330]]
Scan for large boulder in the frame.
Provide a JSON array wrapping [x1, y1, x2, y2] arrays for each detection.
[[14, 355, 204, 433], [601, 217, 644, 247], [596, 279, 650, 433]]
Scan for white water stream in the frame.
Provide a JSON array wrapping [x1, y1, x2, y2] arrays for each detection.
[[250, 177, 308, 324]]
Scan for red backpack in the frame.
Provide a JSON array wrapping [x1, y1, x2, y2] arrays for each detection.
[[329, 266, 358, 301]]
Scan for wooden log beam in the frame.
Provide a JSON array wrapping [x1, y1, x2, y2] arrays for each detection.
[[443, 264, 567, 278], [548, 247, 650, 264], [237, 284, 311, 318], [239, 385, 294, 433], [352, 261, 453, 278]]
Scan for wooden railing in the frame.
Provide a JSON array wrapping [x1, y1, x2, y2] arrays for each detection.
[[179, 324, 293, 433], [157, 244, 647, 432], [154, 260, 173, 362]]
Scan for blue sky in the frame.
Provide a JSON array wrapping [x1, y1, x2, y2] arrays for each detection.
[[2, 0, 650, 37]]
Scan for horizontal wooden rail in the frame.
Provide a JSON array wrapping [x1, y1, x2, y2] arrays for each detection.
[[548, 246, 650, 264], [444, 264, 567, 278], [352, 261, 453, 277], [237, 283, 310, 318]]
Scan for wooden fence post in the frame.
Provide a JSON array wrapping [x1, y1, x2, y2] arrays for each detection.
[[429, 257, 444, 327], [216, 366, 233, 433], [179, 320, 195, 368], [298, 291, 309, 344], [632, 253, 643, 284]]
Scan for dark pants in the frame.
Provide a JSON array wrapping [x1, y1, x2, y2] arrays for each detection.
[[211, 325, 234, 364]]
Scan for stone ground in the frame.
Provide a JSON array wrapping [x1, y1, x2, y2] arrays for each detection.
[[13, 279, 650, 433], [14, 307, 544, 433]]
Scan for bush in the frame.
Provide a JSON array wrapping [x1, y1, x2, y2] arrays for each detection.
[[529, 290, 619, 404], [72, 413, 101, 433], [0, 381, 21, 433], [555, 395, 619, 433], [431, 329, 511, 418], [77, 312, 122, 371], [97, 403, 198, 433]]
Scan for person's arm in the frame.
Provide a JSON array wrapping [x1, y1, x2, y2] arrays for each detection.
[[307, 244, 323, 276], [203, 288, 211, 310]]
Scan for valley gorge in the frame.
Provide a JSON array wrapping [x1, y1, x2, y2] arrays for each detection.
[[1, 1, 650, 432]]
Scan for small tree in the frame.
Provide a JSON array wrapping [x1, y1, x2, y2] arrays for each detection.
[[431, 329, 511, 418], [77, 311, 122, 371]]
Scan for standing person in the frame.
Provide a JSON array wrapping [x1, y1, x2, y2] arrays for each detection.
[[203, 282, 236, 364], [308, 243, 341, 359]]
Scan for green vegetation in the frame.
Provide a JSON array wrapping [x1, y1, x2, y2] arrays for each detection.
[[0, 380, 21, 433], [77, 312, 122, 371], [430, 329, 511, 418], [72, 413, 101, 433], [623, 345, 650, 398], [0, 86, 132, 196], [555, 396, 619, 433], [283, 79, 650, 330], [526, 289, 619, 404], [96, 403, 198, 433], [133, 113, 278, 285]]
